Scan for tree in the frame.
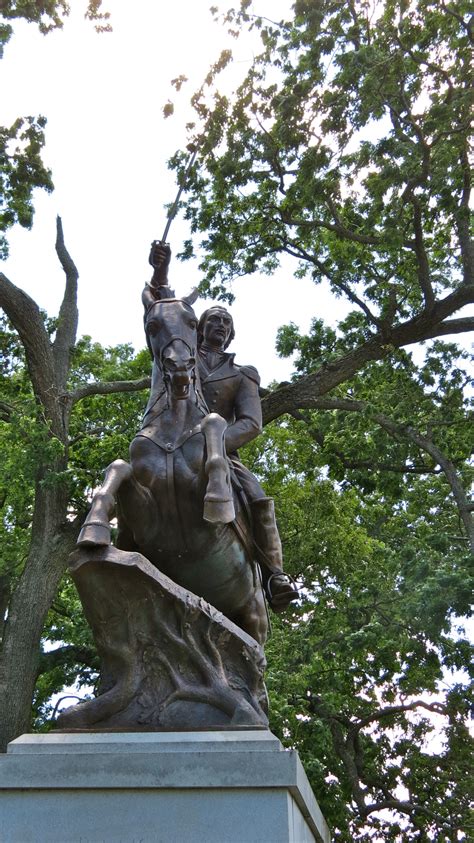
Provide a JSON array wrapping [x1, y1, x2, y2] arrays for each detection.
[[166, 1, 472, 378]]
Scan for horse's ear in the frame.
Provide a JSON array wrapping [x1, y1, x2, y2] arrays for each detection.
[[182, 288, 199, 306]]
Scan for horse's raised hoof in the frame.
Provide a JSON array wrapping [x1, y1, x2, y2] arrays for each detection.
[[77, 521, 111, 547], [203, 497, 236, 524]]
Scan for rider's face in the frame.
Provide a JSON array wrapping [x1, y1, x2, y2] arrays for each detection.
[[202, 310, 233, 350]]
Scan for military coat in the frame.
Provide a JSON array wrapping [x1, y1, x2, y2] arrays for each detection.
[[198, 350, 262, 455]]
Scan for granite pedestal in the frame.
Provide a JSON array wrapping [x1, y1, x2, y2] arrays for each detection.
[[0, 730, 331, 843]]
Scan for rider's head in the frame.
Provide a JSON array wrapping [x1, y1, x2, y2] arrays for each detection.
[[198, 307, 235, 350]]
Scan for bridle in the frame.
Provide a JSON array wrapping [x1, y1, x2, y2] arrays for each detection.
[[145, 298, 197, 367]]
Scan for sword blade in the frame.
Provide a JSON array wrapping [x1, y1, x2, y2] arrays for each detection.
[[160, 146, 198, 243]]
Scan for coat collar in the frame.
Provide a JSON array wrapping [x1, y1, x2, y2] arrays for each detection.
[[198, 350, 239, 383]]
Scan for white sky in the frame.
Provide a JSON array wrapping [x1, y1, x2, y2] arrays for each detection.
[[1, 0, 347, 386]]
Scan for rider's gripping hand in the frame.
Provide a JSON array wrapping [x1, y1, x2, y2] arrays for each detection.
[[149, 241, 171, 285]]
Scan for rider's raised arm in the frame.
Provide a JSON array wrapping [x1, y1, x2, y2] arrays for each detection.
[[224, 366, 263, 454], [142, 242, 174, 312]]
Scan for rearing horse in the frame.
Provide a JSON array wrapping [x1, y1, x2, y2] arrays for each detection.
[[77, 290, 268, 645]]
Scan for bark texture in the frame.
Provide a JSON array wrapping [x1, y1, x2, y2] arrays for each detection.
[[0, 217, 80, 751]]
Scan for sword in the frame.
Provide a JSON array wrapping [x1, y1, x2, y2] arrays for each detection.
[[148, 144, 198, 287], [150, 143, 198, 271]]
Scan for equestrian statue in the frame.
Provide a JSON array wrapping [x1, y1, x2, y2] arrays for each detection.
[[76, 242, 298, 652]]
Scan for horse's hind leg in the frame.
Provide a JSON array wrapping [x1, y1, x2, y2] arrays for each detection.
[[77, 459, 133, 547], [232, 581, 268, 646]]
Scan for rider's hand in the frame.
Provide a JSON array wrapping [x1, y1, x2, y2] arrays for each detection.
[[149, 241, 171, 284]]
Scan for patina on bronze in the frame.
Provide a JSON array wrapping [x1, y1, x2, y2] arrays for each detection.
[[60, 244, 297, 731], [145, 243, 299, 613]]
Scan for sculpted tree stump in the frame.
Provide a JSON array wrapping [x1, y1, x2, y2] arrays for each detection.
[[57, 547, 268, 731]]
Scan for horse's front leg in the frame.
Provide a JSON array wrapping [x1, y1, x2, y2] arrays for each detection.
[[201, 413, 235, 524], [77, 459, 133, 546]]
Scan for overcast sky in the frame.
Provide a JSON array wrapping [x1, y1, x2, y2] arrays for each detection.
[[1, 0, 350, 386]]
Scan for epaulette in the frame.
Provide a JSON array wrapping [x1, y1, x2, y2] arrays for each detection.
[[238, 364, 261, 386]]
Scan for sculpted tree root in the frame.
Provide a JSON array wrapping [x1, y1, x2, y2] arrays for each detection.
[[57, 546, 268, 730]]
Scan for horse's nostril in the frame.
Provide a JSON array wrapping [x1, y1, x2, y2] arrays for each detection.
[[165, 358, 194, 372]]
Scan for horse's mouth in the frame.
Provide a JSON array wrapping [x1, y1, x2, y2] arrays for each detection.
[[172, 382, 190, 399]]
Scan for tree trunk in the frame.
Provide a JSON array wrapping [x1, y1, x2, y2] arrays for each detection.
[[0, 473, 79, 751], [0, 219, 80, 751]]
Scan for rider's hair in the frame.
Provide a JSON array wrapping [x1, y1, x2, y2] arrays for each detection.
[[197, 307, 235, 350]]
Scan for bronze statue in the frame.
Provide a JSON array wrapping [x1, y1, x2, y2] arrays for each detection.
[[142, 243, 298, 613], [61, 240, 299, 730], [77, 243, 297, 643]]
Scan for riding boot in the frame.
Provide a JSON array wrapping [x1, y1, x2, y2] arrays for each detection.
[[251, 497, 299, 613]]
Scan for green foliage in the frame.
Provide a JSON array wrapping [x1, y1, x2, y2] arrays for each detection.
[[0, 117, 54, 258], [0, 316, 43, 595], [162, 13, 473, 828], [241, 408, 473, 840], [0, 1, 110, 38], [34, 576, 99, 729], [68, 338, 150, 502], [169, 0, 471, 310]]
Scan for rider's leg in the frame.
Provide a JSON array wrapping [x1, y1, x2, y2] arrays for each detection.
[[250, 497, 299, 613], [232, 463, 299, 613]]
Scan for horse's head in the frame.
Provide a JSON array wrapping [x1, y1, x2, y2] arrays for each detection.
[[145, 293, 199, 400]]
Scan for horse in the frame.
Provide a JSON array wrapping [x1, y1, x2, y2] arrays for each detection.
[[77, 289, 268, 646]]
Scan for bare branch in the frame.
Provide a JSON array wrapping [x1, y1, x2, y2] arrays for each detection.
[[432, 317, 474, 337], [457, 143, 473, 285], [410, 195, 435, 310], [261, 283, 474, 425], [333, 278, 382, 327], [0, 272, 60, 432], [53, 216, 79, 390], [0, 401, 14, 422], [440, 1, 474, 44], [399, 425, 474, 552], [68, 377, 151, 405], [279, 206, 381, 246], [351, 700, 447, 732], [38, 644, 98, 676], [363, 797, 458, 829]]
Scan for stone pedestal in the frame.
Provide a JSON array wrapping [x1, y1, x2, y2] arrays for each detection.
[[0, 730, 331, 843]]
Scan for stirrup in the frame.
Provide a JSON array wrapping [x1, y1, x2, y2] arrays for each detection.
[[266, 573, 299, 613]]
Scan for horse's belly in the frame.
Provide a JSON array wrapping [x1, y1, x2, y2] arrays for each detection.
[[128, 435, 254, 615], [158, 525, 254, 616]]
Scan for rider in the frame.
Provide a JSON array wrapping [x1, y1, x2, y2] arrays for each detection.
[[145, 242, 299, 613]]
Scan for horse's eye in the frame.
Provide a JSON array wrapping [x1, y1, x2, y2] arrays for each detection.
[[147, 321, 159, 337]]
